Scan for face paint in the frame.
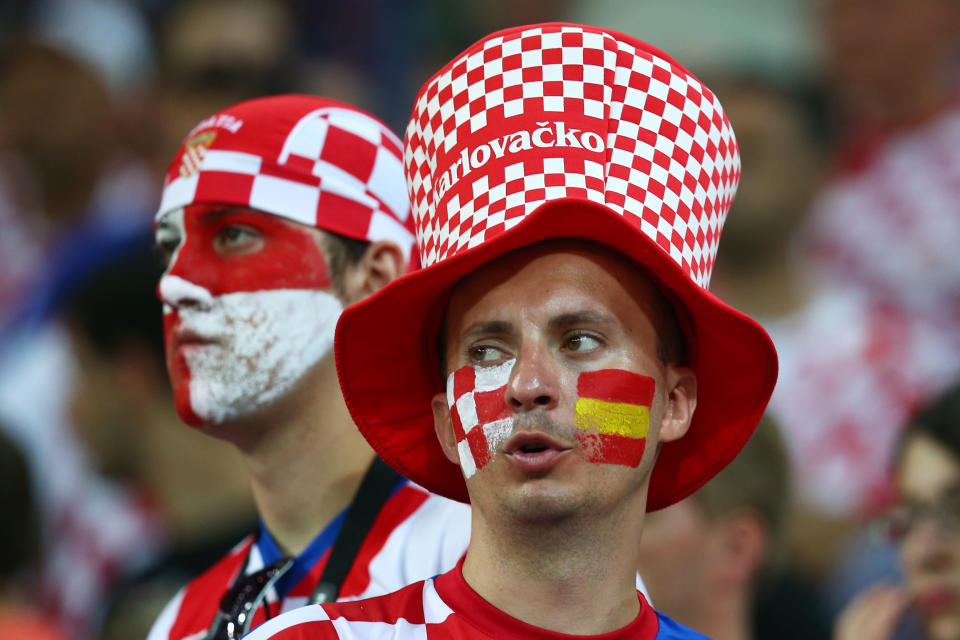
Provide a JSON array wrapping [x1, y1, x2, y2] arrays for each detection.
[[158, 203, 333, 295], [446, 359, 516, 478], [574, 369, 654, 467], [157, 204, 342, 426]]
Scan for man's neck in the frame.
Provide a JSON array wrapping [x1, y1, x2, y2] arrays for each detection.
[[223, 356, 376, 556], [461, 500, 645, 635]]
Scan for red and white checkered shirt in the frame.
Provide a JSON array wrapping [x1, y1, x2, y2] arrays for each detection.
[[243, 558, 705, 640], [146, 481, 471, 640]]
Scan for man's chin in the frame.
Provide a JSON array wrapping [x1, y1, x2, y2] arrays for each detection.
[[173, 386, 205, 428], [495, 480, 586, 525]]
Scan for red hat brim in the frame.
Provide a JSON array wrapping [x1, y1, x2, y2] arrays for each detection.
[[334, 198, 778, 510]]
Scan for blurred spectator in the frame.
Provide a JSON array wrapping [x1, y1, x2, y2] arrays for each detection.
[[708, 77, 826, 319], [0, 222, 258, 640], [769, 0, 960, 520], [0, 42, 111, 333], [0, 427, 67, 640], [61, 245, 256, 640], [638, 418, 830, 640], [835, 382, 960, 640], [0, 26, 166, 637], [156, 0, 299, 164], [0, 38, 158, 337], [568, 0, 820, 86], [62, 245, 256, 550], [0, 229, 165, 640]]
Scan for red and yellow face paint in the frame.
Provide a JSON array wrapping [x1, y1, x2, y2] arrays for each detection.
[[574, 369, 654, 467]]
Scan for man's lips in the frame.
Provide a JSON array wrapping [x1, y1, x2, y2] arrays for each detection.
[[504, 431, 572, 473], [915, 586, 960, 615], [171, 327, 220, 348]]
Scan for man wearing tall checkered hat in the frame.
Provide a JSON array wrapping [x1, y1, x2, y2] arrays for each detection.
[[147, 95, 471, 640], [247, 23, 778, 640]]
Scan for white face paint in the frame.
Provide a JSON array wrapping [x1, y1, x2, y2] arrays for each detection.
[[158, 203, 344, 427], [169, 280, 342, 424], [446, 358, 516, 477]]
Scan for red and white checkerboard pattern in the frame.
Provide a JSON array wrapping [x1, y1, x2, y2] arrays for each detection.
[[159, 98, 415, 260], [446, 360, 515, 478], [244, 576, 454, 640], [405, 24, 739, 288]]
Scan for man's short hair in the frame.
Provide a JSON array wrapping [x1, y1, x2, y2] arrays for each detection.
[[898, 380, 960, 461]]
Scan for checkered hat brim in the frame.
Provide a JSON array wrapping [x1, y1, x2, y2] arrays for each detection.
[[156, 95, 415, 260], [334, 24, 778, 509]]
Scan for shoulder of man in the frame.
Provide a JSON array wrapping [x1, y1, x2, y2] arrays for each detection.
[[146, 536, 255, 640], [653, 611, 713, 639], [245, 579, 432, 639], [348, 483, 470, 598]]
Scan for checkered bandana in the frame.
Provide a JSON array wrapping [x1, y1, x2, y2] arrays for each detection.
[[405, 23, 739, 287], [157, 95, 415, 260]]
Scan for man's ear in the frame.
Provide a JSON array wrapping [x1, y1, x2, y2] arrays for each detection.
[[432, 392, 460, 465], [658, 365, 697, 443], [715, 511, 768, 590], [342, 241, 406, 304]]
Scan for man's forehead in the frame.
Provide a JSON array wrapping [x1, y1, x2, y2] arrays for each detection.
[[448, 242, 655, 312], [156, 204, 305, 229], [460, 310, 617, 339]]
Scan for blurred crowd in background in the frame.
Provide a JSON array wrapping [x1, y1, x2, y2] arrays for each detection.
[[0, 0, 958, 639]]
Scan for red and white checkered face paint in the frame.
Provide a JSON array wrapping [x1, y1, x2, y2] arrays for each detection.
[[446, 359, 516, 478], [405, 24, 739, 289], [446, 361, 658, 477], [157, 95, 416, 263], [156, 204, 342, 427]]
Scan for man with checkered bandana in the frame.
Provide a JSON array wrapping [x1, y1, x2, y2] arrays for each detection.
[[244, 24, 778, 640], [146, 96, 471, 640]]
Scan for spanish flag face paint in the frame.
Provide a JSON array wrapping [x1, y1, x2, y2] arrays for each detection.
[[574, 369, 655, 467]]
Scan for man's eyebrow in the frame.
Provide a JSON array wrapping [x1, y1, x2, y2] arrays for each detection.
[[200, 205, 254, 223], [548, 310, 614, 329], [461, 320, 513, 341]]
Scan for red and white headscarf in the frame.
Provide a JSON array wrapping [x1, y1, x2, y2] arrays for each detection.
[[157, 95, 415, 262]]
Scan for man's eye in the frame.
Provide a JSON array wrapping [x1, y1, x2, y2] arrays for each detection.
[[468, 345, 506, 364], [154, 230, 181, 265], [215, 225, 262, 253], [564, 334, 601, 352]]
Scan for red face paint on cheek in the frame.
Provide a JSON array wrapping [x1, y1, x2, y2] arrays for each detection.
[[163, 309, 203, 427], [166, 204, 332, 295], [574, 369, 655, 467]]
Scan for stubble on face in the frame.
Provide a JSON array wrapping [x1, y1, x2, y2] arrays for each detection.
[[443, 243, 670, 530]]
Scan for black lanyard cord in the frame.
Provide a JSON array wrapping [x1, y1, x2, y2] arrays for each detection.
[[206, 457, 401, 639], [309, 457, 402, 604]]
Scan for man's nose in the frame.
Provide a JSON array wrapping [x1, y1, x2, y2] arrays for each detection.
[[903, 520, 955, 573], [158, 273, 214, 311], [505, 344, 559, 412]]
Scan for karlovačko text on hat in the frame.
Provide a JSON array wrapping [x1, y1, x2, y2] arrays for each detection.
[[334, 23, 778, 511]]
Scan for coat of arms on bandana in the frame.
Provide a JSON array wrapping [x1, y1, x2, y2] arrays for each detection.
[[178, 130, 218, 178]]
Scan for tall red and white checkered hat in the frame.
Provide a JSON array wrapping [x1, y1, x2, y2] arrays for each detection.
[[335, 24, 778, 510], [156, 95, 415, 261]]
